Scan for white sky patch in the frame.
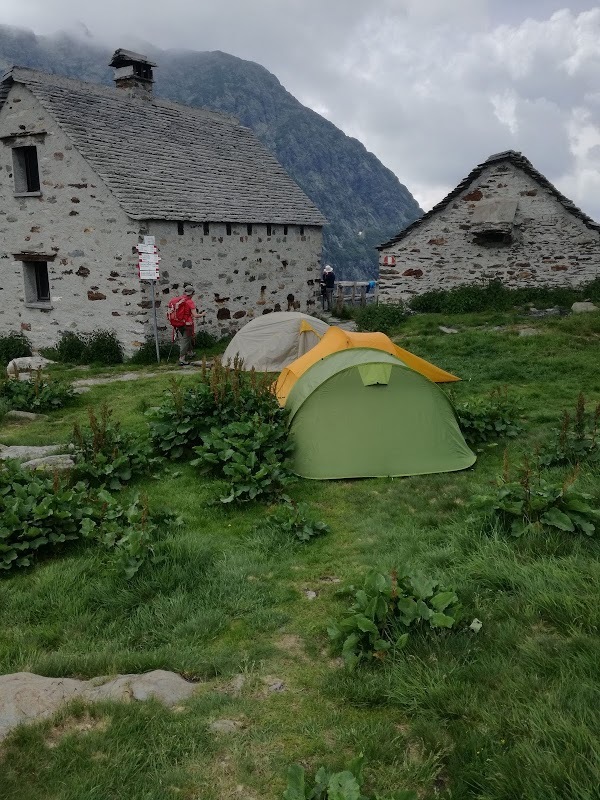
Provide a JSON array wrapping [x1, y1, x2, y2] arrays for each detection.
[[410, 183, 453, 213], [490, 89, 519, 135]]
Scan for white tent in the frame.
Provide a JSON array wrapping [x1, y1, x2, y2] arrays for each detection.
[[222, 312, 329, 371]]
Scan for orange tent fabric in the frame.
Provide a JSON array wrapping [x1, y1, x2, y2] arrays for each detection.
[[275, 326, 459, 405]]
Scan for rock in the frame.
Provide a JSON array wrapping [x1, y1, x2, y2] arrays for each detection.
[[0, 444, 64, 463], [73, 386, 91, 394], [264, 679, 285, 693], [0, 670, 198, 741], [6, 356, 55, 379], [544, 307, 561, 316], [5, 410, 49, 421], [438, 326, 459, 334], [209, 718, 243, 734], [304, 589, 318, 600], [518, 328, 541, 337], [21, 455, 76, 472], [571, 301, 599, 314]]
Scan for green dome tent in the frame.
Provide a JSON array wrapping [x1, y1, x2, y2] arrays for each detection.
[[286, 349, 476, 480]]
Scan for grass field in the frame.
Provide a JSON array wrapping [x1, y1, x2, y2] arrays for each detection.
[[1, 311, 600, 799]]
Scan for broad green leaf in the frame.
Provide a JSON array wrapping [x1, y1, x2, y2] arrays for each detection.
[[540, 508, 575, 532], [327, 771, 361, 800], [283, 764, 306, 800], [430, 591, 458, 612], [430, 612, 455, 629]]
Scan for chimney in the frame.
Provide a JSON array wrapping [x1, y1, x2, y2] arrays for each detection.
[[110, 48, 156, 99]]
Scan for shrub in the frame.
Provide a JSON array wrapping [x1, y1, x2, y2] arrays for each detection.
[[148, 360, 282, 460], [283, 755, 416, 800], [192, 413, 294, 503], [52, 329, 124, 365], [258, 501, 329, 542], [72, 404, 160, 489], [0, 332, 32, 367], [454, 386, 522, 446], [85, 329, 124, 365], [476, 456, 600, 537], [129, 337, 173, 364], [0, 461, 174, 576], [538, 393, 600, 468], [355, 302, 406, 334], [0, 398, 9, 425], [410, 278, 600, 315], [0, 370, 74, 412], [328, 569, 462, 669], [55, 331, 88, 364]]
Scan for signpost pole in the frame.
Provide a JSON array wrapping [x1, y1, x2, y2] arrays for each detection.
[[150, 279, 160, 364]]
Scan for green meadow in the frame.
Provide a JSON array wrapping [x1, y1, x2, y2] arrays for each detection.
[[1, 310, 599, 800]]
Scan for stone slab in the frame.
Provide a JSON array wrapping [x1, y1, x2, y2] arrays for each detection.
[[571, 302, 599, 313], [0, 444, 64, 463], [6, 356, 55, 378], [0, 670, 198, 741]]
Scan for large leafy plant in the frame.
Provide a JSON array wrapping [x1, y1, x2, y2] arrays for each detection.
[[283, 755, 416, 800], [192, 413, 294, 503], [148, 360, 281, 460], [0, 369, 74, 412], [454, 386, 522, 446], [0, 331, 32, 367], [72, 404, 160, 489], [538, 393, 600, 468], [259, 501, 329, 542], [0, 460, 173, 576], [477, 456, 600, 537], [328, 570, 461, 669]]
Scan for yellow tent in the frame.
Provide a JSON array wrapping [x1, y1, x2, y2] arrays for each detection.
[[275, 326, 459, 405]]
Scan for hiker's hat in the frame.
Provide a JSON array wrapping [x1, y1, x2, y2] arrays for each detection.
[[323, 265, 333, 273], [184, 286, 195, 295]]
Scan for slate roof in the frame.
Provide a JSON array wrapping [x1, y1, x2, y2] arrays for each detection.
[[0, 66, 327, 226], [378, 150, 600, 250]]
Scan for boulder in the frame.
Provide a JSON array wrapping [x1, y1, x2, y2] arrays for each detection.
[[0, 670, 198, 741], [0, 444, 64, 463], [5, 410, 49, 422], [439, 326, 459, 334], [21, 454, 75, 472], [6, 356, 55, 379], [571, 302, 599, 314]]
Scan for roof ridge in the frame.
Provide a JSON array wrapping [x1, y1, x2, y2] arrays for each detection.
[[378, 151, 599, 250]]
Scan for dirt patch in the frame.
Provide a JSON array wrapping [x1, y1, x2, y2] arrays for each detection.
[[274, 634, 308, 661], [45, 711, 109, 748]]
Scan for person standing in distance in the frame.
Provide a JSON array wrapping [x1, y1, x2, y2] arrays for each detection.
[[321, 264, 335, 311], [167, 285, 205, 366]]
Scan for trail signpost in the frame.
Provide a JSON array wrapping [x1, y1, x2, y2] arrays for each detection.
[[136, 235, 161, 363]]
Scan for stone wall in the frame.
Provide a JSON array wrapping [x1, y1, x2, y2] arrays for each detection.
[[0, 84, 323, 352], [379, 160, 600, 302]]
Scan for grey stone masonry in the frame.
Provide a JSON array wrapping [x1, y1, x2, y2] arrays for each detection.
[[0, 69, 324, 353], [378, 152, 600, 302]]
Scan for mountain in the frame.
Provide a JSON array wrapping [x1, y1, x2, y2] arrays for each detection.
[[0, 26, 422, 280]]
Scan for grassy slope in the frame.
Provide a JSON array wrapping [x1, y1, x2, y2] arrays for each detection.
[[1, 312, 600, 800]]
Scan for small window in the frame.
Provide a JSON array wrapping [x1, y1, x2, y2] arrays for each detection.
[[203, 222, 210, 235], [299, 226, 305, 236], [13, 146, 40, 193], [226, 223, 232, 236], [177, 222, 184, 235], [23, 261, 50, 304], [283, 225, 288, 236], [266, 224, 272, 236], [473, 229, 512, 247], [247, 223, 253, 236]]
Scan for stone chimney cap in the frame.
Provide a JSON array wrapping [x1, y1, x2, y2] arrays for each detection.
[[110, 49, 157, 69]]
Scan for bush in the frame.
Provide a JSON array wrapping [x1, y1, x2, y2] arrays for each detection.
[[0, 370, 74, 412], [355, 302, 406, 334], [328, 569, 462, 669], [0, 399, 9, 425], [283, 756, 416, 800], [129, 337, 173, 364], [453, 386, 522, 446], [257, 501, 329, 542], [476, 456, 600, 537], [85, 329, 124, 365], [410, 278, 600, 315], [0, 332, 32, 367], [0, 461, 174, 576], [148, 360, 283, 460], [51, 329, 124, 365], [192, 414, 294, 503], [538, 393, 600, 468], [72, 404, 160, 489]]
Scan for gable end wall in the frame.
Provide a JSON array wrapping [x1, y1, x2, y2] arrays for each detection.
[[379, 161, 600, 301]]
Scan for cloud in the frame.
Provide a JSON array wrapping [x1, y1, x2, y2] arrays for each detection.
[[1, 1, 599, 218]]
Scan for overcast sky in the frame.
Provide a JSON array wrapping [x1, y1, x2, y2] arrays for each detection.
[[1, 0, 599, 218]]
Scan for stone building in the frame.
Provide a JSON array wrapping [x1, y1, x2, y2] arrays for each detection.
[[377, 151, 600, 302], [0, 50, 326, 352]]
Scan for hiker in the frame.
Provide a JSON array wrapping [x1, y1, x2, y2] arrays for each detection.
[[321, 264, 335, 311], [167, 285, 205, 365]]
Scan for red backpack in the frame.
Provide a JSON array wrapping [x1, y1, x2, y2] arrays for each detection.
[[166, 295, 190, 328]]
